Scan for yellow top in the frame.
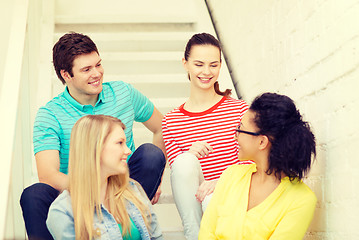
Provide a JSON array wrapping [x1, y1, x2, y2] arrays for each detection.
[[199, 164, 317, 240]]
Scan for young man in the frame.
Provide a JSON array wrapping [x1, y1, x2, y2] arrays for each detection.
[[20, 32, 166, 240]]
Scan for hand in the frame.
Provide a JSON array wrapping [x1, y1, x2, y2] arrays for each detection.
[[151, 186, 162, 205], [188, 141, 213, 158], [195, 180, 218, 202]]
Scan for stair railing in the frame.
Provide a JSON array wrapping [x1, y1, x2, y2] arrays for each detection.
[[0, 0, 29, 238], [0, 0, 55, 238]]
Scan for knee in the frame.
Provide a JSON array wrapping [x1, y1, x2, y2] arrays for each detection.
[[21, 183, 43, 205], [136, 143, 166, 171], [20, 183, 59, 209], [171, 153, 200, 178]]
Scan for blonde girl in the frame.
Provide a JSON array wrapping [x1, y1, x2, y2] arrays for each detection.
[[47, 115, 163, 240]]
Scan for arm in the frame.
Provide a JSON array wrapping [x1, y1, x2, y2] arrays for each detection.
[[46, 194, 75, 239], [36, 150, 69, 191], [142, 107, 166, 157], [269, 190, 317, 240], [33, 108, 68, 191], [187, 141, 216, 202]]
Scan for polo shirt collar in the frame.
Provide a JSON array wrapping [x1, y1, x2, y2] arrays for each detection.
[[63, 87, 106, 111]]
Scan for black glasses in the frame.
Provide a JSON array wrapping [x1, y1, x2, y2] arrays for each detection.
[[235, 126, 260, 136]]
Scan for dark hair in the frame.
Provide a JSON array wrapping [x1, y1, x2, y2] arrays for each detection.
[[250, 93, 316, 181], [53, 32, 99, 84], [184, 33, 231, 97]]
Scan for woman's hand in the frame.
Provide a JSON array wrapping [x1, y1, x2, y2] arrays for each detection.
[[196, 180, 218, 202], [188, 141, 213, 158]]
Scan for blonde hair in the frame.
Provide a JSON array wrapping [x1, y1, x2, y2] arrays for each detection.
[[68, 115, 150, 239]]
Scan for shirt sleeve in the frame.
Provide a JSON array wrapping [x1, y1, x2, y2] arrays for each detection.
[[126, 82, 154, 123], [199, 165, 236, 239], [161, 114, 183, 166], [269, 186, 317, 240], [46, 195, 76, 239], [33, 107, 61, 154]]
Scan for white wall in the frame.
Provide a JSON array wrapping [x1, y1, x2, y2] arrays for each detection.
[[207, 0, 359, 239], [0, 1, 13, 91]]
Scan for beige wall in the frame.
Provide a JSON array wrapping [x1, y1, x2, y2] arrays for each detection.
[[207, 0, 359, 239], [0, 1, 13, 90]]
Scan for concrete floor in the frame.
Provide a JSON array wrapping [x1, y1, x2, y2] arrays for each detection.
[[163, 231, 186, 240]]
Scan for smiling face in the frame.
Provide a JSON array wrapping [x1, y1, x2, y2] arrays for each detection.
[[235, 110, 262, 161], [61, 51, 104, 105], [100, 125, 132, 179], [183, 44, 221, 92]]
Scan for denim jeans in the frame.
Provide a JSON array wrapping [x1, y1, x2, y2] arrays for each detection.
[[170, 153, 212, 240], [20, 143, 165, 240]]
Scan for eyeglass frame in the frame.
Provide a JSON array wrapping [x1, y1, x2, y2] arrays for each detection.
[[235, 126, 260, 136]]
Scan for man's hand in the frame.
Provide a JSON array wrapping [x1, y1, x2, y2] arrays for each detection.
[[151, 186, 162, 205], [195, 180, 218, 202], [188, 141, 213, 158]]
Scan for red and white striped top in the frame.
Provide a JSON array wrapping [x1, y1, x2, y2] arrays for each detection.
[[162, 96, 252, 181]]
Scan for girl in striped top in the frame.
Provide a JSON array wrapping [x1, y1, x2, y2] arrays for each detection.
[[162, 33, 251, 240]]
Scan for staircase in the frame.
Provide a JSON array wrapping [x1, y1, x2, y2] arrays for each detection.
[[3, 0, 237, 239]]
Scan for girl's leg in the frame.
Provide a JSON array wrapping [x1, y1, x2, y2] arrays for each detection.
[[171, 153, 203, 240]]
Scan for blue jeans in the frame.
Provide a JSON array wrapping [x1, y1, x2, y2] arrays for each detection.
[[20, 143, 165, 240]]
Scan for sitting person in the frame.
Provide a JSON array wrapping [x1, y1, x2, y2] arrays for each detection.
[[162, 33, 251, 240], [46, 115, 163, 240], [199, 92, 317, 239]]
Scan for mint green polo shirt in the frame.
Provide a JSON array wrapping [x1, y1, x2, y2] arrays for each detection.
[[33, 81, 154, 174]]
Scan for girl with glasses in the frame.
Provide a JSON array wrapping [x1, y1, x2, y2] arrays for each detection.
[[199, 93, 317, 239], [46, 115, 163, 240], [162, 33, 251, 239]]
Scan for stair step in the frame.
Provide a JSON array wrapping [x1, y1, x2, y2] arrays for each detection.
[[105, 74, 188, 84], [54, 31, 194, 42], [137, 83, 189, 99], [162, 231, 185, 240], [105, 74, 189, 101], [151, 97, 187, 109], [55, 13, 196, 24], [55, 32, 194, 52], [153, 204, 183, 233], [55, 22, 195, 34], [101, 51, 183, 61], [101, 52, 183, 75]]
